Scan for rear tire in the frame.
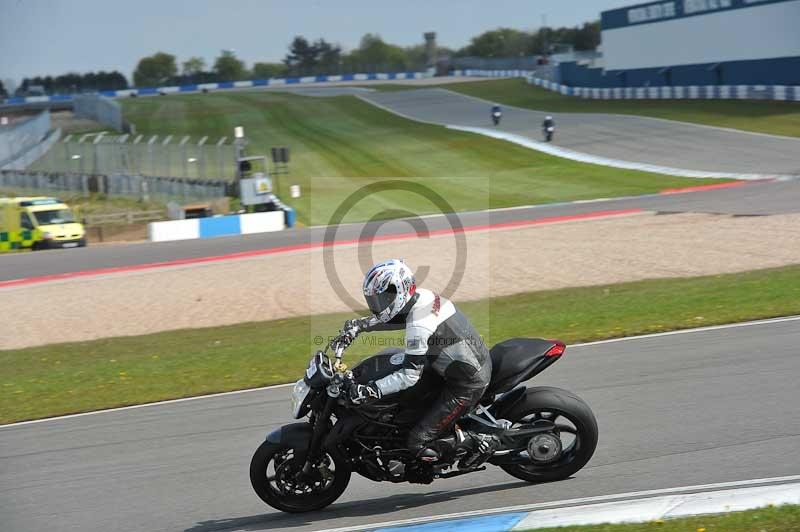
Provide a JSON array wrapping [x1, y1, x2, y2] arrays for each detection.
[[250, 440, 351, 513], [500, 387, 598, 483]]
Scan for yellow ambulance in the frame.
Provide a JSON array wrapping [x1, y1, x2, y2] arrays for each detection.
[[0, 197, 86, 251]]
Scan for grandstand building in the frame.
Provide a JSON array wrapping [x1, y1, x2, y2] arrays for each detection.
[[558, 0, 800, 87]]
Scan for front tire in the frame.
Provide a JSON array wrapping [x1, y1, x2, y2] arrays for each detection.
[[500, 387, 598, 483], [250, 440, 351, 513]]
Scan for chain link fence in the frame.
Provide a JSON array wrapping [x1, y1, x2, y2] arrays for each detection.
[[0, 170, 229, 201], [30, 134, 237, 180]]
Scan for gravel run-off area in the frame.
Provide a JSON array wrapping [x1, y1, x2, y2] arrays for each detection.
[[3, 211, 800, 350]]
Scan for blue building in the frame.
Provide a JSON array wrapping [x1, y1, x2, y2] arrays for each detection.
[[558, 0, 800, 88]]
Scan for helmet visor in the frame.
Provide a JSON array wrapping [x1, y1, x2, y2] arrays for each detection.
[[365, 287, 397, 317]]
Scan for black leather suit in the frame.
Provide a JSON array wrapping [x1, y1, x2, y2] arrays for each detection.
[[363, 288, 492, 452]]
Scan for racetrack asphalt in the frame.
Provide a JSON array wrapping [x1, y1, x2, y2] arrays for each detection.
[[2, 317, 799, 532], [2, 178, 800, 283], [359, 88, 800, 177]]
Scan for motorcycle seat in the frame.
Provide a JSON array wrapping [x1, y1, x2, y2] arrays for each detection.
[[486, 338, 561, 396]]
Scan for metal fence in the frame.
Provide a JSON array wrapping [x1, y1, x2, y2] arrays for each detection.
[[73, 94, 124, 132], [0, 111, 51, 167], [84, 210, 165, 226], [0, 170, 228, 201], [30, 133, 237, 180]]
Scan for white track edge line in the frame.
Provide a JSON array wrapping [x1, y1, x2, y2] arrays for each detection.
[[2, 314, 797, 429], [314, 475, 800, 532]]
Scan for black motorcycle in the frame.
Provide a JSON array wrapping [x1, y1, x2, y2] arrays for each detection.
[[250, 332, 598, 513], [492, 110, 502, 126], [544, 126, 555, 142]]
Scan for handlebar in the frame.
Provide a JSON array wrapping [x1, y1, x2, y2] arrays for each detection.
[[334, 343, 345, 363]]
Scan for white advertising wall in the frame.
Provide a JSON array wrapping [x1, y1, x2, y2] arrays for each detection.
[[602, 0, 800, 70]]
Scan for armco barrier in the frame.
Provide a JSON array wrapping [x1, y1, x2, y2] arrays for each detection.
[[450, 69, 800, 102], [148, 210, 293, 242], [2, 72, 426, 106]]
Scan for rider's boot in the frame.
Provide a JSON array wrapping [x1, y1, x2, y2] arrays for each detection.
[[413, 433, 461, 462], [417, 447, 440, 462]]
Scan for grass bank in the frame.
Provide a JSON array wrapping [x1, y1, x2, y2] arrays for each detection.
[[440, 78, 800, 138], [526, 504, 800, 532], [121, 91, 721, 225], [3, 265, 800, 424]]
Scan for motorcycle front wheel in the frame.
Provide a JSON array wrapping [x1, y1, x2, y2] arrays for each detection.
[[500, 386, 598, 483], [250, 440, 351, 513]]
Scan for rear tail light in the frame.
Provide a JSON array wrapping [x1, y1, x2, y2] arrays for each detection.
[[545, 340, 566, 357]]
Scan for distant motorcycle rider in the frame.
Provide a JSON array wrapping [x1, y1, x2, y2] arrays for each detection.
[[340, 259, 496, 462], [491, 104, 502, 125], [542, 115, 555, 141]]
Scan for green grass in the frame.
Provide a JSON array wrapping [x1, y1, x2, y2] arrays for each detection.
[[120, 91, 723, 225], [3, 265, 800, 424], [441, 78, 800, 138], [526, 504, 800, 532]]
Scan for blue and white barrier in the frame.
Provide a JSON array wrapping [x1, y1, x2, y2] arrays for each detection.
[[2, 72, 425, 106], [450, 69, 800, 102], [451, 69, 537, 79], [527, 76, 800, 101], [148, 209, 294, 243]]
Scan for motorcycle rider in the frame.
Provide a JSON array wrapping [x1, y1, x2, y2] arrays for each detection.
[[491, 104, 502, 125], [340, 259, 497, 463], [542, 115, 555, 139]]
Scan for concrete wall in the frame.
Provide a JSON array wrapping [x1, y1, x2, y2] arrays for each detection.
[[0, 128, 62, 170], [0, 111, 50, 166], [148, 211, 291, 242]]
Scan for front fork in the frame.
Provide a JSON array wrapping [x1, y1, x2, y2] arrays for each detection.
[[300, 395, 335, 475]]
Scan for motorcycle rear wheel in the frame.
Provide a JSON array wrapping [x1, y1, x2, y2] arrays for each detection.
[[250, 440, 351, 513], [500, 386, 598, 483]]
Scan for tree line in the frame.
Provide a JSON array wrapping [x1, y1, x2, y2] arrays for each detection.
[[130, 34, 431, 87], [12, 71, 128, 97], [9, 24, 600, 96]]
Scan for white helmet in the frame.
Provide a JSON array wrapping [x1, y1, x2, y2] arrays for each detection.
[[362, 259, 416, 323]]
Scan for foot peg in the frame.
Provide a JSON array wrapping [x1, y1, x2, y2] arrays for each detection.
[[458, 433, 500, 470], [437, 466, 486, 479]]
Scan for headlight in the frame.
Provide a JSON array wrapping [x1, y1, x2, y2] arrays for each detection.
[[41, 232, 53, 239], [290, 379, 312, 419]]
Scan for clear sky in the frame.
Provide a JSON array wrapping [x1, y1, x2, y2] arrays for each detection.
[[0, 0, 629, 85]]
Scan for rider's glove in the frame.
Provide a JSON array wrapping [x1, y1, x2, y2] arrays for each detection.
[[339, 318, 366, 348], [349, 383, 382, 405]]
